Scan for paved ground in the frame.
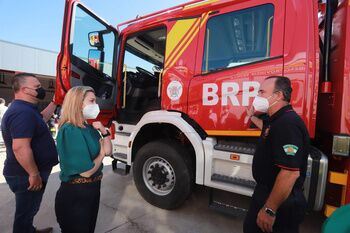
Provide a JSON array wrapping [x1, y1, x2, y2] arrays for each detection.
[[0, 144, 325, 233]]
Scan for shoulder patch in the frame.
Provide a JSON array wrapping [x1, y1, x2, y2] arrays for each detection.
[[283, 144, 299, 156]]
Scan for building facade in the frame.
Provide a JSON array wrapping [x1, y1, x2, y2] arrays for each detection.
[[0, 39, 57, 109]]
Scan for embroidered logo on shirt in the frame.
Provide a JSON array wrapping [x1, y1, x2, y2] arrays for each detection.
[[283, 144, 299, 156]]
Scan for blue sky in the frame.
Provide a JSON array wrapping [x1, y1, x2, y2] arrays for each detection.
[[0, 0, 188, 52]]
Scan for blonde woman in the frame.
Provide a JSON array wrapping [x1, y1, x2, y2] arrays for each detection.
[[54, 86, 112, 233]]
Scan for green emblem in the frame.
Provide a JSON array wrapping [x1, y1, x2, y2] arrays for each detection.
[[283, 144, 299, 156]]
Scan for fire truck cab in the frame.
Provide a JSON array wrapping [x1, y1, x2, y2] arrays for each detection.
[[55, 0, 350, 216]]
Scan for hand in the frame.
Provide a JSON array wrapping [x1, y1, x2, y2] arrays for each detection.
[[246, 106, 255, 117], [257, 208, 275, 232], [28, 174, 43, 192], [92, 121, 106, 134]]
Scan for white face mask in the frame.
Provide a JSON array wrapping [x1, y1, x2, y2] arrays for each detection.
[[252, 93, 280, 113], [252, 96, 270, 113], [82, 104, 100, 119]]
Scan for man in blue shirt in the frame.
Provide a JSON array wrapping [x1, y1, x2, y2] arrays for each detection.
[[1, 73, 59, 233]]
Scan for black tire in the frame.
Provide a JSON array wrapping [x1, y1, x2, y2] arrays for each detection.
[[133, 139, 194, 209]]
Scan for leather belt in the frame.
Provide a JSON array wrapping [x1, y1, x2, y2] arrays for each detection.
[[68, 175, 102, 184]]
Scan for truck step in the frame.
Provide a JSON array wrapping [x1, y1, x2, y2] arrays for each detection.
[[113, 153, 127, 160], [112, 159, 130, 176], [209, 188, 249, 217], [211, 173, 256, 189], [214, 140, 256, 155]]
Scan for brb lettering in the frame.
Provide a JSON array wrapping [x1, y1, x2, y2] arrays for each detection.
[[202, 81, 260, 106]]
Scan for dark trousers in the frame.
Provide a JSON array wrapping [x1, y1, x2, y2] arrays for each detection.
[[4, 170, 51, 233], [55, 180, 101, 233], [244, 185, 307, 233]]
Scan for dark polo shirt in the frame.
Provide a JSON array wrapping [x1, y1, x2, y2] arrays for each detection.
[[252, 105, 310, 191], [1, 100, 58, 176]]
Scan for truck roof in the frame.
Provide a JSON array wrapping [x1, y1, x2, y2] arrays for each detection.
[[117, 0, 246, 32]]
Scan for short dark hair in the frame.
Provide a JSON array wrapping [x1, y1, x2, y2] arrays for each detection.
[[265, 76, 292, 102], [12, 73, 37, 93], [0, 98, 5, 105]]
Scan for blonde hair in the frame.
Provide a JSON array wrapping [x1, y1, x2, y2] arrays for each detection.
[[59, 86, 95, 128]]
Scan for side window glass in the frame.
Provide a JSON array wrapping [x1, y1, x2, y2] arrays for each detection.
[[202, 4, 274, 73], [70, 5, 115, 77]]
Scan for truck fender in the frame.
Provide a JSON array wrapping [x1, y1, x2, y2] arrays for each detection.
[[128, 110, 205, 185]]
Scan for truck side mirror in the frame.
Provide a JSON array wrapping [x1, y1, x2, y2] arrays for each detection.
[[88, 49, 104, 71], [88, 31, 104, 49]]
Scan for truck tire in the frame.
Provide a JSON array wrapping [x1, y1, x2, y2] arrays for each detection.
[[133, 139, 194, 209]]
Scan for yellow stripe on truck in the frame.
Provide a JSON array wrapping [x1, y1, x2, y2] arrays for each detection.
[[166, 19, 201, 69], [206, 130, 262, 137], [165, 12, 210, 69], [200, 12, 210, 27], [165, 18, 198, 65]]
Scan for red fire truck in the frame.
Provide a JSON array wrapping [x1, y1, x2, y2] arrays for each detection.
[[55, 0, 350, 216]]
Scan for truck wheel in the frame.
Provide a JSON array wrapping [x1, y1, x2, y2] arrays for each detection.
[[133, 139, 193, 209]]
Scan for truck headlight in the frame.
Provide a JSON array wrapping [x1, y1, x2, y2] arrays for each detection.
[[332, 134, 350, 156]]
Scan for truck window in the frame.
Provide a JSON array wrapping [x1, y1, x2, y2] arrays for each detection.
[[123, 27, 166, 73], [70, 5, 115, 77], [202, 4, 274, 73], [118, 27, 166, 124]]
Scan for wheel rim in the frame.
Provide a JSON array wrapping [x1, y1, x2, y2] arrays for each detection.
[[142, 156, 176, 196]]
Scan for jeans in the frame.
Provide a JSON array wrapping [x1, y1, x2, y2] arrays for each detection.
[[5, 170, 51, 233]]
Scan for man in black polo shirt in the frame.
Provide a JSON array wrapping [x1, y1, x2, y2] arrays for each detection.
[[1, 73, 58, 233], [244, 76, 309, 233]]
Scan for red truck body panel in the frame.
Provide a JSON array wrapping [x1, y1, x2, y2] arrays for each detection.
[[55, 0, 350, 211]]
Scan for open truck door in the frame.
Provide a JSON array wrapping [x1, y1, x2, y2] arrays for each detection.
[[55, 0, 118, 125]]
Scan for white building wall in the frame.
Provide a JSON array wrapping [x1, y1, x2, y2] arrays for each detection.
[[0, 40, 57, 78]]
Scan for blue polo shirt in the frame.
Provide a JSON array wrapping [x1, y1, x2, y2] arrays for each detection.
[[1, 100, 58, 176]]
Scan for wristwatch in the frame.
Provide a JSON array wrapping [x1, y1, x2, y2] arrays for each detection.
[[101, 129, 111, 138], [264, 206, 276, 217]]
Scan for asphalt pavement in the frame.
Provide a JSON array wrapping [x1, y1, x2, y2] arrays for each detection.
[[0, 144, 325, 233]]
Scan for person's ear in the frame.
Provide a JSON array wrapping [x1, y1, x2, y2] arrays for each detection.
[[21, 86, 29, 94], [276, 91, 284, 101]]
